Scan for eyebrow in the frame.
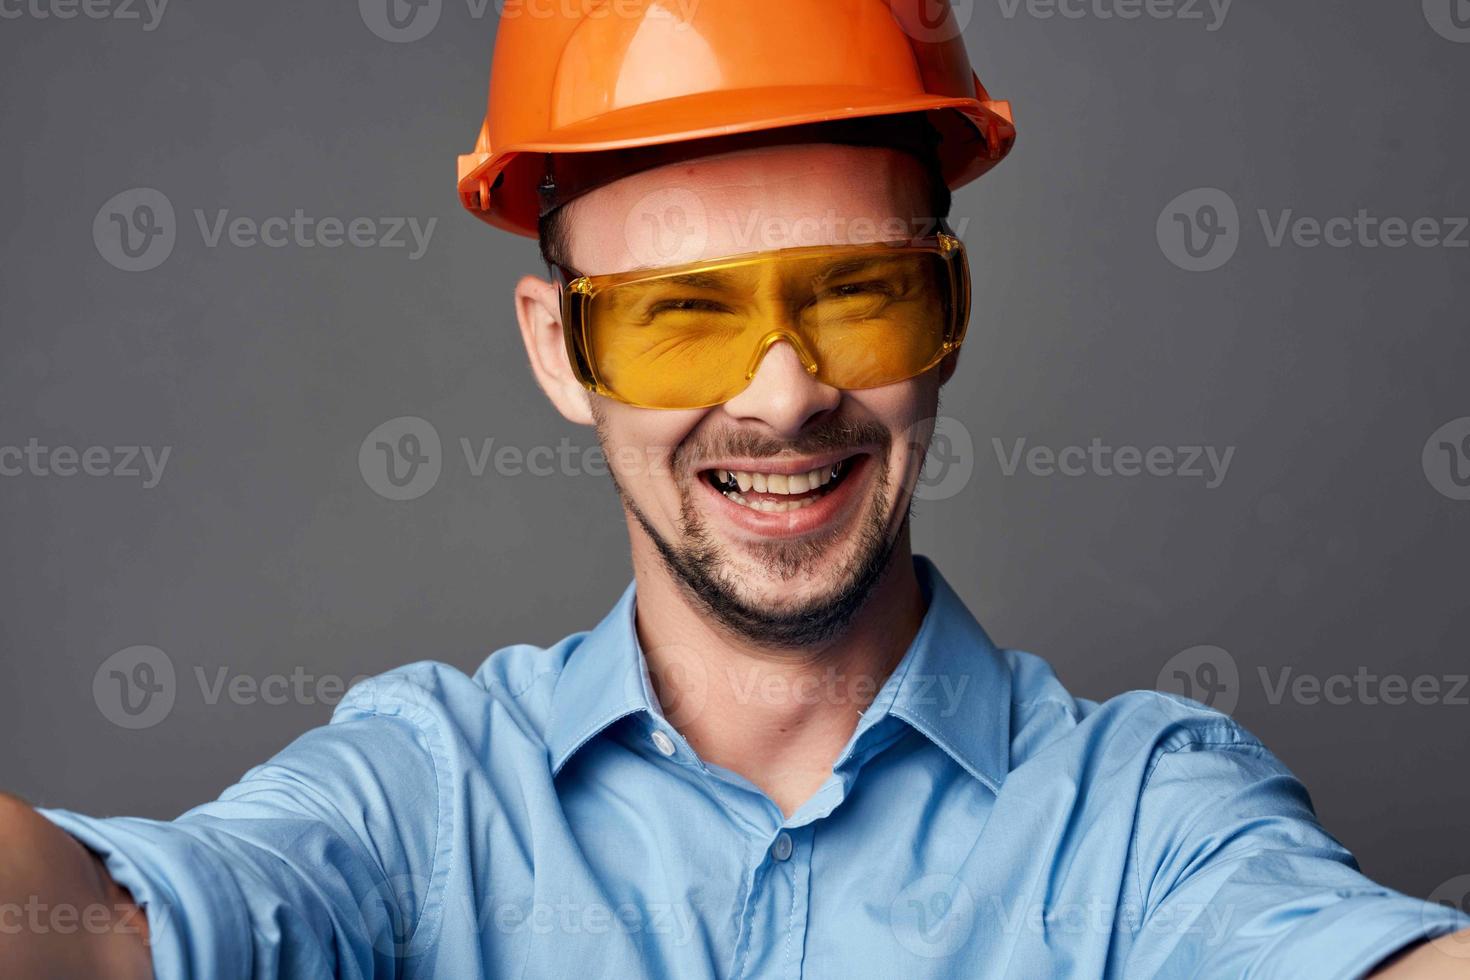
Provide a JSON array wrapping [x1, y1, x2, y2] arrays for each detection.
[[656, 270, 739, 289], [812, 255, 892, 282]]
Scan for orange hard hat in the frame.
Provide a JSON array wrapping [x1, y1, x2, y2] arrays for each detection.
[[457, 0, 1016, 238]]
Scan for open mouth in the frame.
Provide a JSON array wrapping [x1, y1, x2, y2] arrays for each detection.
[[702, 455, 861, 513]]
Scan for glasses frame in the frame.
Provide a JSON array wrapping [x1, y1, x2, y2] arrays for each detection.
[[551, 222, 971, 409]]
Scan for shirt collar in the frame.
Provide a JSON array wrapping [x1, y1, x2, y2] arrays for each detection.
[[547, 556, 1013, 792], [547, 578, 653, 776]]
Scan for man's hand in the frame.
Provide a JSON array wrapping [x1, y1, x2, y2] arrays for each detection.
[[1372, 928, 1470, 978], [0, 793, 153, 979]]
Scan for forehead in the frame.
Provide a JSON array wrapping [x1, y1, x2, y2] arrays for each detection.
[[563, 143, 932, 277]]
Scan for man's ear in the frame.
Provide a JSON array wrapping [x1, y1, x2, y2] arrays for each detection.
[[514, 274, 595, 426]]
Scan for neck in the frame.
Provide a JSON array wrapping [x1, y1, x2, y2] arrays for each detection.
[[630, 530, 928, 817]]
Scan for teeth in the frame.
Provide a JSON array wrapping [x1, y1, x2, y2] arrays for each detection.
[[713, 461, 847, 497], [722, 490, 822, 513]]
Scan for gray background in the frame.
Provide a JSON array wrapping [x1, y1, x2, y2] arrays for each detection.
[[1, 0, 1467, 905]]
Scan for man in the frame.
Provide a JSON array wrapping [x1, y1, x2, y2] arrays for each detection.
[[2, 2, 1467, 977]]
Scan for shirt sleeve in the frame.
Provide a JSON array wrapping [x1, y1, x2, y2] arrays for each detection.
[[1122, 722, 1470, 979], [36, 671, 455, 980]]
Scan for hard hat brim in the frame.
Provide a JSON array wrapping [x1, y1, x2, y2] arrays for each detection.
[[458, 86, 1015, 238]]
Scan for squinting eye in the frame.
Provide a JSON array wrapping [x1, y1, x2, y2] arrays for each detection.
[[824, 280, 893, 299], [647, 297, 729, 315]]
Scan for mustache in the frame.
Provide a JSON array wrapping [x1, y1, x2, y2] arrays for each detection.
[[677, 416, 892, 473]]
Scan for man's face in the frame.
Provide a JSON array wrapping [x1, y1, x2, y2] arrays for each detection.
[[553, 143, 952, 646]]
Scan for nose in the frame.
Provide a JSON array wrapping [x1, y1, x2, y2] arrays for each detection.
[[720, 339, 841, 438]]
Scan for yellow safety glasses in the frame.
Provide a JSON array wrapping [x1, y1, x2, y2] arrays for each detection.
[[554, 230, 970, 410]]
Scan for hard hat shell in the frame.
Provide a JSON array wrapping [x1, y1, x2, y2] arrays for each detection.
[[458, 0, 1016, 238]]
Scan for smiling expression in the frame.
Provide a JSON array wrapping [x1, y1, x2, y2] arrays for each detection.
[[526, 142, 956, 646]]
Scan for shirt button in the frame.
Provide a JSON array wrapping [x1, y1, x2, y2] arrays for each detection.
[[650, 730, 677, 757], [771, 832, 793, 862]]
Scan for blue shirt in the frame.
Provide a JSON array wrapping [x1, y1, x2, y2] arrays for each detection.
[[42, 558, 1468, 979]]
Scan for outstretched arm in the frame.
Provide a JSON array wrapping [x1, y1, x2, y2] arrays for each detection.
[[0, 792, 151, 979], [1372, 930, 1470, 978]]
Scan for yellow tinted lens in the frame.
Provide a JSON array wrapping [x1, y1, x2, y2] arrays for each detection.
[[585, 263, 763, 409], [576, 240, 960, 409], [795, 251, 949, 390]]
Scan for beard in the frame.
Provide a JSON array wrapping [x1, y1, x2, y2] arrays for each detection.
[[597, 411, 912, 647]]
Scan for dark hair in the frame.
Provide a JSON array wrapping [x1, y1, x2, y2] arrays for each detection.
[[537, 124, 952, 273]]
